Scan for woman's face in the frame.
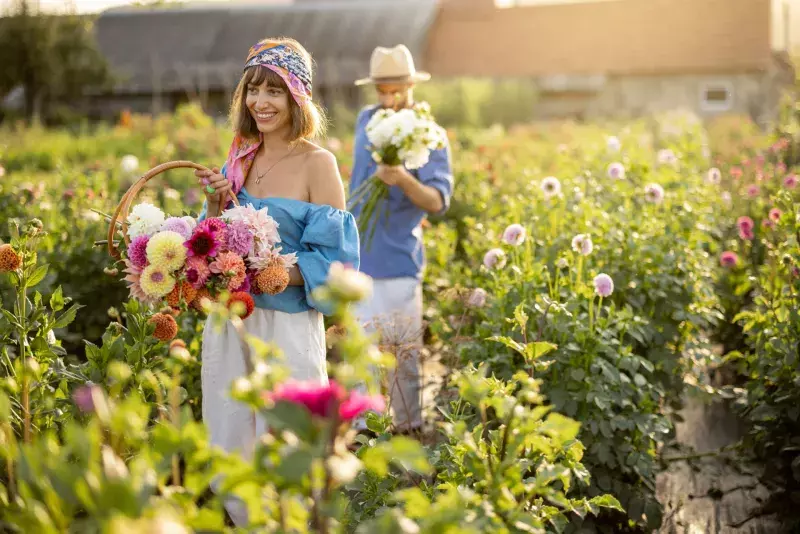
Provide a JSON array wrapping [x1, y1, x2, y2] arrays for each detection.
[[375, 82, 414, 110], [245, 77, 292, 136]]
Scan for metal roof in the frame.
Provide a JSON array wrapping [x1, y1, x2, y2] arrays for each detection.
[[94, 0, 439, 94]]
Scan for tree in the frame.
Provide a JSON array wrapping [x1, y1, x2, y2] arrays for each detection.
[[0, 0, 113, 123]]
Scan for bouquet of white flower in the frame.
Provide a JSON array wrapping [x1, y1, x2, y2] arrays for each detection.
[[347, 102, 447, 249]]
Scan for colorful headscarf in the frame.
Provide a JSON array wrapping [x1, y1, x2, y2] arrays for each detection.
[[244, 41, 312, 106]]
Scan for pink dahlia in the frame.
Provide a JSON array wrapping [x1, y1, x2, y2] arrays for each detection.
[[224, 220, 254, 256], [185, 229, 219, 258], [268, 380, 385, 422], [784, 174, 798, 189], [128, 235, 149, 268], [737, 216, 755, 240], [720, 251, 739, 267], [746, 184, 760, 199], [209, 251, 246, 291], [184, 256, 211, 288], [161, 217, 193, 240], [122, 259, 158, 304], [769, 208, 782, 222], [197, 217, 227, 234], [762, 218, 775, 230]]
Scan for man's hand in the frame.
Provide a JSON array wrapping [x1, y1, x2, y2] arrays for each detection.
[[375, 164, 408, 186]]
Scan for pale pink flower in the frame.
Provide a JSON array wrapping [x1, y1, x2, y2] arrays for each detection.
[[745, 184, 760, 198], [502, 224, 526, 246], [769, 208, 782, 222], [466, 288, 488, 309], [784, 174, 798, 189], [483, 248, 507, 270], [571, 234, 593, 256], [541, 176, 561, 198], [607, 162, 626, 180], [644, 184, 665, 204], [593, 273, 614, 297]]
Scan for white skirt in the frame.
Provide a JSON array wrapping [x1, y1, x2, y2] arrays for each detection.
[[201, 308, 327, 459]]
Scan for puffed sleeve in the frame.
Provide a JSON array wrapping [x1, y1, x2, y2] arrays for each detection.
[[416, 141, 454, 216], [296, 205, 361, 315]]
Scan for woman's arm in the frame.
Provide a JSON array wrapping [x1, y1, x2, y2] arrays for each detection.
[[287, 149, 346, 286]]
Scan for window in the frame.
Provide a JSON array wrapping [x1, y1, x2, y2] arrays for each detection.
[[699, 82, 734, 113]]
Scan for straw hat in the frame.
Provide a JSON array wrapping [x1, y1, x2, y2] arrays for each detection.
[[354, 45, 431, 86]]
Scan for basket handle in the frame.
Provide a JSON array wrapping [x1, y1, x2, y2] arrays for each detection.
[[107, 160, 239, 259]]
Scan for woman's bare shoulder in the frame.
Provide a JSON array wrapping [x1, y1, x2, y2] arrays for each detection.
[[298, 141, 345, 209]]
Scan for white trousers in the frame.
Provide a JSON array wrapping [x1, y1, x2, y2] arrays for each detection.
[[355, 277, 424, 431], [201, 308, 327, 525]]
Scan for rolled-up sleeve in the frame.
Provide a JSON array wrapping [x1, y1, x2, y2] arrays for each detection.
[[296, 206, 361, 315], [416, 143, 453, 215]]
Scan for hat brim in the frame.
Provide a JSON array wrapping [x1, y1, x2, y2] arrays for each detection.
[[354, 71, 431, 86]]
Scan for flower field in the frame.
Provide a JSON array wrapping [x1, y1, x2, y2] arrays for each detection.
[[0, 101, 799, 533]]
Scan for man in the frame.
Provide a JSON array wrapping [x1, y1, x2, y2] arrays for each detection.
[[349, 45, 454, 433]]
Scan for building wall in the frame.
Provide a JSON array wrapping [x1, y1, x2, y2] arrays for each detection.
[[426, 0, 773, 77]]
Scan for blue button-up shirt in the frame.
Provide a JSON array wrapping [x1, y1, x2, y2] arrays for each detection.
[[348, 105, 454, 280]]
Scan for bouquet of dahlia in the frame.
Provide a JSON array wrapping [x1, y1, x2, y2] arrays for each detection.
[[347, 101, 447, 249], [119, 201, 295, 314]]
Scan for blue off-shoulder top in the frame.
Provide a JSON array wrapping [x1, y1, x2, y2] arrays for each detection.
[[199, 187, 360, 316]]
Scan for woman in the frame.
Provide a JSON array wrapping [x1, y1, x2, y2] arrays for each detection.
[[195, 37, 359, 525]]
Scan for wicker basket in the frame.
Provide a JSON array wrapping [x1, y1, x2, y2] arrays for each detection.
[[107, 160, 238, 259]]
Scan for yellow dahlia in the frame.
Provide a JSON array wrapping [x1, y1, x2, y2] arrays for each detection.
[[140, 264, 176, 298], [146, 231, 187, 272]]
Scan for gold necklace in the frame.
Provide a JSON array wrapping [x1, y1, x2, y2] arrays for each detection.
[[255, 143, 298, 184]]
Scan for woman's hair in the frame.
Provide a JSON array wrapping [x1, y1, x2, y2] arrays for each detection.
[[229, 37, 327, 142]]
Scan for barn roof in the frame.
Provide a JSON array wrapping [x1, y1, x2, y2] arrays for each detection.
[[94, 0, 439, 94]]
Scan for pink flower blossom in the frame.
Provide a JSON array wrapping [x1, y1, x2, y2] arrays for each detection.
[[268, 380, 385, 422], [73, 384, 101, 413], [737, 216, 754, 232], [128, 235, 149, 268], [762, 218, 775, 230], [483, 248, 507, 270], [737, 216, 754, 240], [593, 273, 614, 297], [730, 167, 743, 180], [571, 234, 594, 256], [644, 184, 665, 204], [502, 224, 526, 246], [777, 163, 787, 174], [746, 184, 760, 198], [184, 256, 211, 288], [769, 208, 782, 222], [607, 162, 626, 180], [784, 174, 798, 189], [720, 251, 738, 268], [185, 229, 219, 258], [466, 288, 488, 308], [339, 390, 386, 421]]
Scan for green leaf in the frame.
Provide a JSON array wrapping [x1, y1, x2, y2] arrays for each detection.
[[52, 303, 84, 330], [275, 448, 313, 484], [363, 437, 431, 476], [262, 400, 313, 441], [540, 413, 580, 442], [488, 335, 526, 356], [589, 494, 624, 512], [513, 303, 529, 333], [50, 287, 64, 312], [26, 264, 49, 288], [525, 341, 557, 362]]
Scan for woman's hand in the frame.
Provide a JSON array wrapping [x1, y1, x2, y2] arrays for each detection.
[[194, 166, 231, 204]]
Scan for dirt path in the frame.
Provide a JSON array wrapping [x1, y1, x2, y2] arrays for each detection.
[[656, 392, 783, 533]]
